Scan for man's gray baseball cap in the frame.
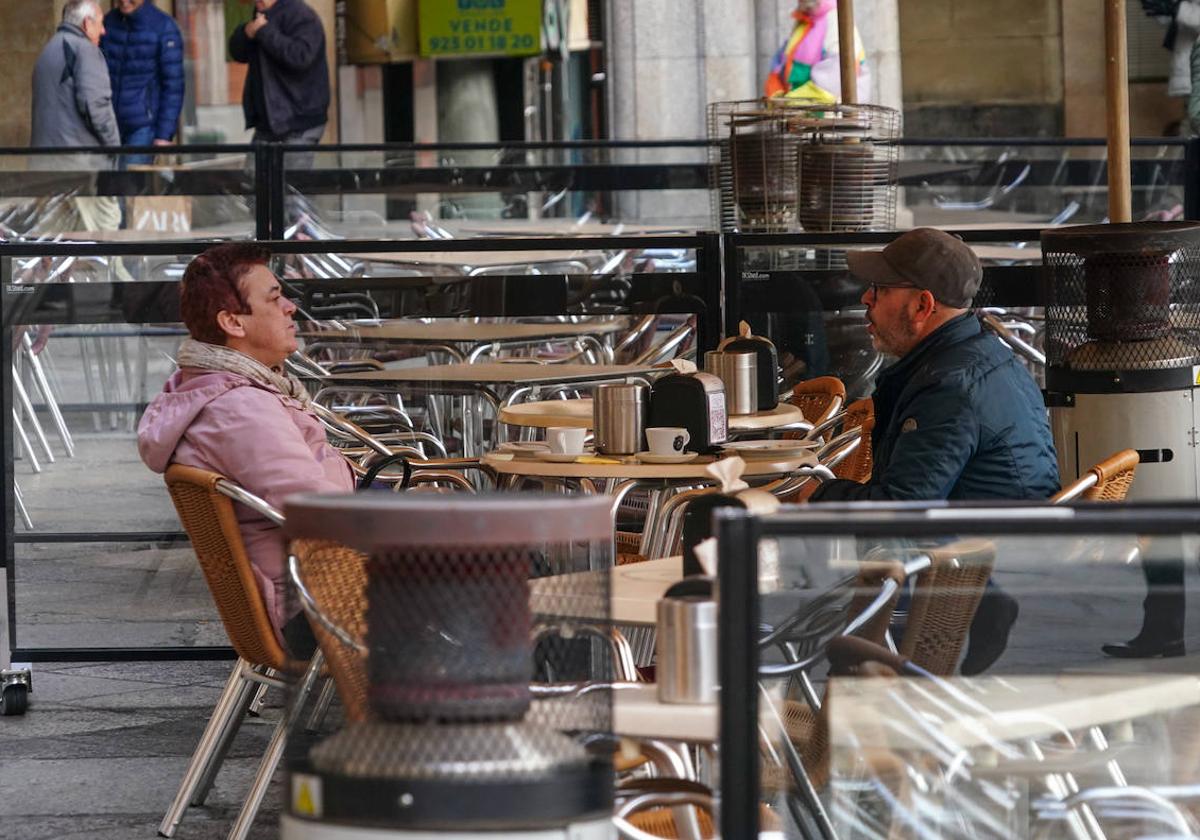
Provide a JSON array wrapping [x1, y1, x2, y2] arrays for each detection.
[[847, 227, 982, 308]]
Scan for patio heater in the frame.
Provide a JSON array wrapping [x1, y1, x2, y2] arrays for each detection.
[[280, 493, 616, 839], [1046, 2, 1200, 499], [1044, 222, 1200, 499]]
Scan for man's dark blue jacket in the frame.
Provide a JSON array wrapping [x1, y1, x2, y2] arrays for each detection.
[[812, 313, 1060, 502], [228, 0, 329, 136], [99, 1, 184, 142]]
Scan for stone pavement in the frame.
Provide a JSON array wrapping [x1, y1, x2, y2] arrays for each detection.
[[0, 658, 279, 840]]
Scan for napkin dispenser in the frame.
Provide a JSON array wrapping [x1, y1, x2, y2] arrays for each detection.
[[648, 371, 728, 453], [718, 326, 780, 411]]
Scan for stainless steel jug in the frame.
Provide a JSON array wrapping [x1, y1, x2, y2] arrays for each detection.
[[592, 383, 648, 455], [704, 350, 758, 415], [656, 586, 718, 704]]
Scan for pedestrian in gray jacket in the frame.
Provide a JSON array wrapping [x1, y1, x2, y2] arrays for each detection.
[[29, 0, 122, 235], [32, 0, 120, 155]]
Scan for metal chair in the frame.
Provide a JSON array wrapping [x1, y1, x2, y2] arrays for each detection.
[[159, 464, 325, 840], [1051, 449, 1139, 503]]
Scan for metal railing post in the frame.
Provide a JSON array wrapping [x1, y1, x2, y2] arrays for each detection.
[[1186, 137, 1200, 222], [716, 507, 760, 839]]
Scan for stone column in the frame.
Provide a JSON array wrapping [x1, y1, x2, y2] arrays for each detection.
[[0, 1, 60, 146]]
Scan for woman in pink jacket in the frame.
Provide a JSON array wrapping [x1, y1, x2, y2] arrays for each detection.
[[137, 243, 354, 655]]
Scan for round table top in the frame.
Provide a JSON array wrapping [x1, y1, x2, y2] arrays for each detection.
[[484, 450, 817, 480], [300, 318, 628, 344], [499, 399, 806, 431], [329, 362, 662, 386]]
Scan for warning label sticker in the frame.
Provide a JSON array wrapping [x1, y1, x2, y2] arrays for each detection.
[[291, 773, 322, 819]]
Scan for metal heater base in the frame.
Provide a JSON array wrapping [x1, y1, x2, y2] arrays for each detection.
[[1051, 388, 1200, 502], [281, 813, 614, 839]]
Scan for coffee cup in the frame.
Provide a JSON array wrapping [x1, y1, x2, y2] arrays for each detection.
[[646, 426, 690, 456], [546, 426, 587, 455]]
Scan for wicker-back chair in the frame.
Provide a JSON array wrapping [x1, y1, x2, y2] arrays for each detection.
[[829, 397, 874, 483], [289, 539, 371, 722], [1051, 449, 1139, 503], [899, 539, 996, 676], [160, 464, 325, 840], [787, 376, 846, 428]]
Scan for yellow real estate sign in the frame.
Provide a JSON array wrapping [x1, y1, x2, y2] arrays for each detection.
[[418, 0, 542, 58]]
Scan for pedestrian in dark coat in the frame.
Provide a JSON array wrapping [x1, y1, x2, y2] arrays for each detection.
[[228, 0, 330, 149], [99, 0, 185, 163]]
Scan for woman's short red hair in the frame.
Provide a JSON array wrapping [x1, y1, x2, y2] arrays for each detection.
[[179, 243, 272, 345]]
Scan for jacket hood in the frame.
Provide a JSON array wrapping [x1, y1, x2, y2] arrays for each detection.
[[137, 369, 253, 472]]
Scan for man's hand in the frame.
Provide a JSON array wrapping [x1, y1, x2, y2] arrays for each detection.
[[153, 139, 172, 147], [245, 13, 268, 38]]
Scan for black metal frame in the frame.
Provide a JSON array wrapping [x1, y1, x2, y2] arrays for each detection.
[[713, 500, 1200, 838], [6, 134, 1198, 242]]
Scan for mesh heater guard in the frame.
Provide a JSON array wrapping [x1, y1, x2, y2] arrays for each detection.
[[281, 493, 616, 829], [1042, 222, 1200, 392]]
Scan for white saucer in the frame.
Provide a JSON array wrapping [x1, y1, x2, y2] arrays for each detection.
[[637, 451, 698, 464], [499, 441, 551, 459], [535, 451, 585, 463]]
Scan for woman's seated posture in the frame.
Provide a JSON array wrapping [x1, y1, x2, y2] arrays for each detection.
[[138, 242, 353, 655]]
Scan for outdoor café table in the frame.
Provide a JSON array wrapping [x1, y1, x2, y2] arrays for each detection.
[[530, 554, 683, 627], [530, 555, 685, 679], [499, 398, 808, 435], [483, 450, 818, 556], [324, 363, 662, 455], [300, 318, 628, 363], [365, 248, 599, 274]]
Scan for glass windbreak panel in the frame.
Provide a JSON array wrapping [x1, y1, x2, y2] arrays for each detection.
[[739, 505, 1200, 840], [0, 148, 257, 246], [281, 143, 710, 239], [13, 538, 223, 649], [4, 239, 711, 654], [899, 140, 1186, 229]]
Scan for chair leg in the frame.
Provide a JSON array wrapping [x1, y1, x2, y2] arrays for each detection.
[[226, 651, 325, 840], [305, 678, 336, 734], [159, 659, 253, 838], [190, 665, 261, 807]]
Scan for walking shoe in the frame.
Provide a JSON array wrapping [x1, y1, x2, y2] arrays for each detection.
[[960, 592, 1019, 676], [1101, 636, 1185, 659]]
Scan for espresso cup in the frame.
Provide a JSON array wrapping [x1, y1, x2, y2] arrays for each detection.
[[546, 426, 587, 455], [646, 426, 690, 456]]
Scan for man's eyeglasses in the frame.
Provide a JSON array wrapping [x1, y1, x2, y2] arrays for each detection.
[[868, 282, 919, 298]]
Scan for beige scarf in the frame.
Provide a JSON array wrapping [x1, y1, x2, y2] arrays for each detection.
[[177, 339, 312, 409]]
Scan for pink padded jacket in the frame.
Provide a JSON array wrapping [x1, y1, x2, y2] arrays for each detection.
[[137, 368, 354, 636]]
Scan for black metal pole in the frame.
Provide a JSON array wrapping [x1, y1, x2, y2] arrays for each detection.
[[2, 258, 15, 652], [254, 142, 272, 241], [269, 142, 286, 240], [1186, 137, 1200, 222], [722, 232, 742, 338], [716, 507, 760, 839], [696, 231, 724, 352]]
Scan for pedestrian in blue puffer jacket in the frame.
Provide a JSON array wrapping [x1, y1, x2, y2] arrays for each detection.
[[811, 228, 1060, 675], [99, 0, 184, 165]]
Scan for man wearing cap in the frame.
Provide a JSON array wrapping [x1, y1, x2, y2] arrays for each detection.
[[811, 228, 1059, 673]]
